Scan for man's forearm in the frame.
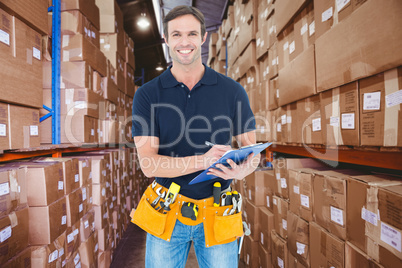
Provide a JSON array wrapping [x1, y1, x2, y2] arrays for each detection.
[[138, 154, 204, 178]]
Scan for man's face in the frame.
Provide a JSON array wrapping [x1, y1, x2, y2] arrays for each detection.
[[165, 14, 207, 66]]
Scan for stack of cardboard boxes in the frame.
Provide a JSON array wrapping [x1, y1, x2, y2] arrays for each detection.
[[232, 157, 402, 267], [0, 147, 146, 267], [0, 1, 47, 150], [209, 0, 402, 148], [37, 0, 135, 146]]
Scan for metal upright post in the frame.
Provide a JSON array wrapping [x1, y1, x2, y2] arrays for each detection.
[[52, 0, 61, 144]]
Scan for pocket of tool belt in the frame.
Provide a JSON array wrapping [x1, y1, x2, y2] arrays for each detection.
[[205, 206, 243, 244], [132, 188, 167, 236]]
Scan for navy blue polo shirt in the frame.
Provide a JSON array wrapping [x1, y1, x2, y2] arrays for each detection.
[[132, 65, 255, 199]]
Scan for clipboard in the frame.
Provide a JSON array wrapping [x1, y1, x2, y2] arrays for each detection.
[[188, 142, 272, 185]]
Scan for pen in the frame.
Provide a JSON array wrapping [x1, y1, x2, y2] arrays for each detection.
[[205, 141, 215, 147]]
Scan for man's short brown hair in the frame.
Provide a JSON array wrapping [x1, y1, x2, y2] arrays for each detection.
[[163, 5, 206, 40]]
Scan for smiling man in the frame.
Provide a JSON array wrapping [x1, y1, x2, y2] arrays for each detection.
[[132, 5, 259, 268]]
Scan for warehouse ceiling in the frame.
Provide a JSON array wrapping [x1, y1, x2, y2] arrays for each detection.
[[116, 0, 229, 84]]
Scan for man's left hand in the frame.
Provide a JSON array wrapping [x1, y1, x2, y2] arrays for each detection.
[[206, 153, 260, 180]]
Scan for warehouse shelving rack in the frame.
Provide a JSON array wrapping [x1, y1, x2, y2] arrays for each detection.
[[0, 0, 129, 163], [217, 3, 401, 172]]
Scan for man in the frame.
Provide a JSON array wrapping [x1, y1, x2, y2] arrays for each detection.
[[132, 5, 259, 268]]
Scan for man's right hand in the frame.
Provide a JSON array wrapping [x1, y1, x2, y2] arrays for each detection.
[[200, 145, 231, 170]]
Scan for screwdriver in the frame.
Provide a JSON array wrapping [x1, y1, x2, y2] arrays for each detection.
[[213, 182, 221, 207]]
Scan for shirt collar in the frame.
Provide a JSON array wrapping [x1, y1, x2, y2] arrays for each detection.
[[160, 64, 217, 89]]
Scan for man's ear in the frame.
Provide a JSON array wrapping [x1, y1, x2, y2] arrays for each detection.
[[201, 32, 208, 45], [163, 34, 169, 46]]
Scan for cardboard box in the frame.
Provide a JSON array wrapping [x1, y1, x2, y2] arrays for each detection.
[[0, 207, 29, 265], [314, 169, 366, 241], [93, 70, 104, 95], [61, 10, 100, 48], [79, 231, 98, 267], [61, 0, 100, 31], [359, 67, 402, 147], [2, 247, 31, 268], [66, 220, 80, 260], [345, 242, 383, 268], [43, 88, 103, 119], [61, 34, 107, 77], [280, 103, 298, 144], [23, 161, 64, 206], [259, 207, 274, 253], [244, 200, 261, 242], [0, 17, 43, 109], [275, 0, 309, 35], [0, 166, 27, 217], [271, 230, 288, 268], [60, 61, 93, 90], [287, 211, 310, 267], [102, 77, 119, 105], [237, 41, 257, 79], [294, 1, 315, 51], [296, 95, 323, 145], [315, 0, 402, 92], [245, 170, 265, 206], [66, 188, 85, 227], [268, 42, 278, 80], [92, 182, 108, 206], [96, 0, 124, 32], [289, 168, 325, 222], [97, 226, 110, 252], [7, 104, 40, 149], [125, 63, 135, 97], [277, 45, 316, 106], [124, 32, 135, 68], [376, 185, 402, 263], [289, 252, 307, 268], [40, 114, 98, 144], [272, 157, 323, 200], [31, 232, 66, 267], [243, 235, 259, 268], [116, 53, 126, 91], [100, 33, 125, 67], [69, 156, 92, 188], [29, 196, 67, 245], [268, 76, 279, 110], [258, 243, 272, 268], [320, 82, 360, 146], [93, 202, 109, 230], [346, 174, 401, 256], [314, 0, 367, 40], [273, 195, 289, 240], [310, 221, 345, 268], [36, 157, 80, 196], [0, 102, 9, 150], [0, 0, 48, 35], [262, 170, 276, 213]]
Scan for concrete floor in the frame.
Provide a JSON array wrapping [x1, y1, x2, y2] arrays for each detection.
[[110, 223, 246, 268]]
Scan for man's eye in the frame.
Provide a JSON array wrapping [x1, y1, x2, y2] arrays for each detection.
[[173, 34, 180, 37], [189, 33, 197, 36]]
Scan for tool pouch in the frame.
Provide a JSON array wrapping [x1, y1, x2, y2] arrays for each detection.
[[204, 206, 244, 247], [131, 185, 179, 242]]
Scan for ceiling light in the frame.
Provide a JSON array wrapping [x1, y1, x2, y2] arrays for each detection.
[[137, 12, 150, 29], [137, 17, 150, 29], [156, 66, 164, 71]]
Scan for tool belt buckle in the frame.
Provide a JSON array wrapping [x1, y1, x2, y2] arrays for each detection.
[[181, 202, 199, 221]]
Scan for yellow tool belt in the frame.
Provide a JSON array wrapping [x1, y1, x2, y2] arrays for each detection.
[[130, 182, 244, 247]]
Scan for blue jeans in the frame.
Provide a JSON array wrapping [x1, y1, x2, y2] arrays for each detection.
[[145, 220, 239, 268]]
